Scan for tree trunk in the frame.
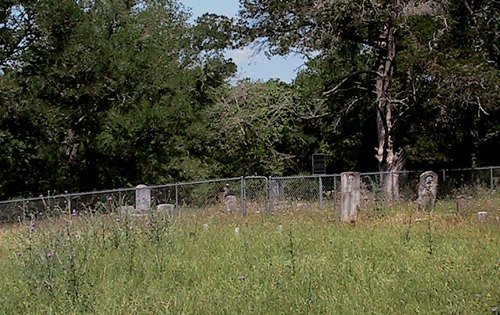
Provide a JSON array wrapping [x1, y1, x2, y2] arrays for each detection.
[[374, 23, 405, 201]]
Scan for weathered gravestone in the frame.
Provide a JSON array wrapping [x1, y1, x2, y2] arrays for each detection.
[[456, 195, 468, 215], [340, 172, 361, 222], [224, 195, 238, 212], [417, 171, 438, 212], [157, 203, 176, 216], [476, 211, 487, 222], [269, 180, 284, 201], [219, 184, 238, 212], [135, 184, 151, 213]]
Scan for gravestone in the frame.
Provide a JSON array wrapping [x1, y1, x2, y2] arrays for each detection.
[[269, 180, 284, 200], [118, 205, 135, 215], [456, 195, 468, 215], [135, 184, 151, 213], [224, 195, 238, 212], [340, 172, 361, 222], [157, 203, 175, 216], [417, 171, 438, 212], [476, 211, 487, 222]]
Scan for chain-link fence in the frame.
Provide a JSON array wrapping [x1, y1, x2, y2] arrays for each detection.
[[0, 167, 498, 223]]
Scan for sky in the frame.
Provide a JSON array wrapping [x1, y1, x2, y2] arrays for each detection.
[[180, 0, 305, 83]]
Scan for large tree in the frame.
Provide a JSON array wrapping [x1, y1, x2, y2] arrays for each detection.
[[0, 0, 235, 198], [237, 0, 498, 199]]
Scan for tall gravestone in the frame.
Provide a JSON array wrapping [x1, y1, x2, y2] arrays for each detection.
[[417, 171, 438, 212], [340, 172, 361, 222], [269, 180, 284, 200], [135, 184, 151, 213]]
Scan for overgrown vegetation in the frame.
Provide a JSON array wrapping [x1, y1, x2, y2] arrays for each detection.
[[0, 194, 499, 314], [1, 0, 498, 200]]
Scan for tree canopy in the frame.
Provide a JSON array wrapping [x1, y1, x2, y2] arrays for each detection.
[[0, 0, 498, 200]]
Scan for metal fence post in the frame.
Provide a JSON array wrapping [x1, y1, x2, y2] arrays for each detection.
[[490, 166, 494, 190], [22, 201, 27, 221], [175, 184, 179, 209], [268, 176, 273, 212], [240, 176, 246, 215], [333, 175, 338, 213], [318, 176, 323, 209]]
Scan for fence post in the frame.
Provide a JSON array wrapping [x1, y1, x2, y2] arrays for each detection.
[[65, 192, 71, 215], [240, 176, 246, 215], [22, 201, 27, 221], [490, 166, 494, 190], [264, 176, 269, 212], [175, 184, 179, 210], [333, 175, 338, 213], [318, 176, 323, 209], [268, 176, 273, 212]]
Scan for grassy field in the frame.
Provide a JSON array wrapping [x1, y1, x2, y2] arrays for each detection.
[[0, 194, 499, 314]]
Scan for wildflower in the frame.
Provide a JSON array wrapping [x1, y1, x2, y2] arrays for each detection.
[[71, 208, 78, 217], [491, 306, 498, 314], [29, 222, 36, 233], [107, 196, 113, 204], [15, 251, 23, 257], [239, 275, 246, 282], [46, 251, 53, 258]]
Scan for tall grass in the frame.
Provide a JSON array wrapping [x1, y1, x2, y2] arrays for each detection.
[[0, 195, 499, 314]]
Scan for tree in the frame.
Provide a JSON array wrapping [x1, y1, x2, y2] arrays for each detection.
[[237, 0, 499, 199], [206, 80, 311, 176], [0, 0, 236, 198]]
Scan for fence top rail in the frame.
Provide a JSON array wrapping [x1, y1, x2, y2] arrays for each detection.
[[439, 166, 499, 171], [244, 176, 269, 180], [1, 166, 498, 205], [271, 174, 341, 180], [176, 177, 242, 187]]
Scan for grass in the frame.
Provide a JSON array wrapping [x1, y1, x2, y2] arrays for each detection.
[[0, 194, 499, 314]]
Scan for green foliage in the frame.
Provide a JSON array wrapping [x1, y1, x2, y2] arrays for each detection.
[[0, 0, 235, 198], [238, 0, 499, 172], [207, 80, 312, 176]]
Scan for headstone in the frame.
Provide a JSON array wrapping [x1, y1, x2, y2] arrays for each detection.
[[269, 180, 284, 200], [118, 205, 135, 215], [456, 195, 468, 214], [157, 203, 175, 215], [135, 184, 151, 213], [417, 171, 438, 212], [224, 195, 238, 212], [340, 172, 361, 222], [476, 211, 487, 222]]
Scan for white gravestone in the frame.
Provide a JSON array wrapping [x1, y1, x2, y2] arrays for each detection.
[[417, 171, 438, 212], [340, 172, 361, 222], [135, 184, 151, 213]]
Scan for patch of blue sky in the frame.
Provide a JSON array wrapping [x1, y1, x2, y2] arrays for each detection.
[[180, 0, 305, 83]]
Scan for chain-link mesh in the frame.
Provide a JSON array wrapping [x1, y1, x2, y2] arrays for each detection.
[[270, 175, 322, 210], [1, 167, 498, 223], [175, 178, 242, 213], [244, 176, 268, 213]]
